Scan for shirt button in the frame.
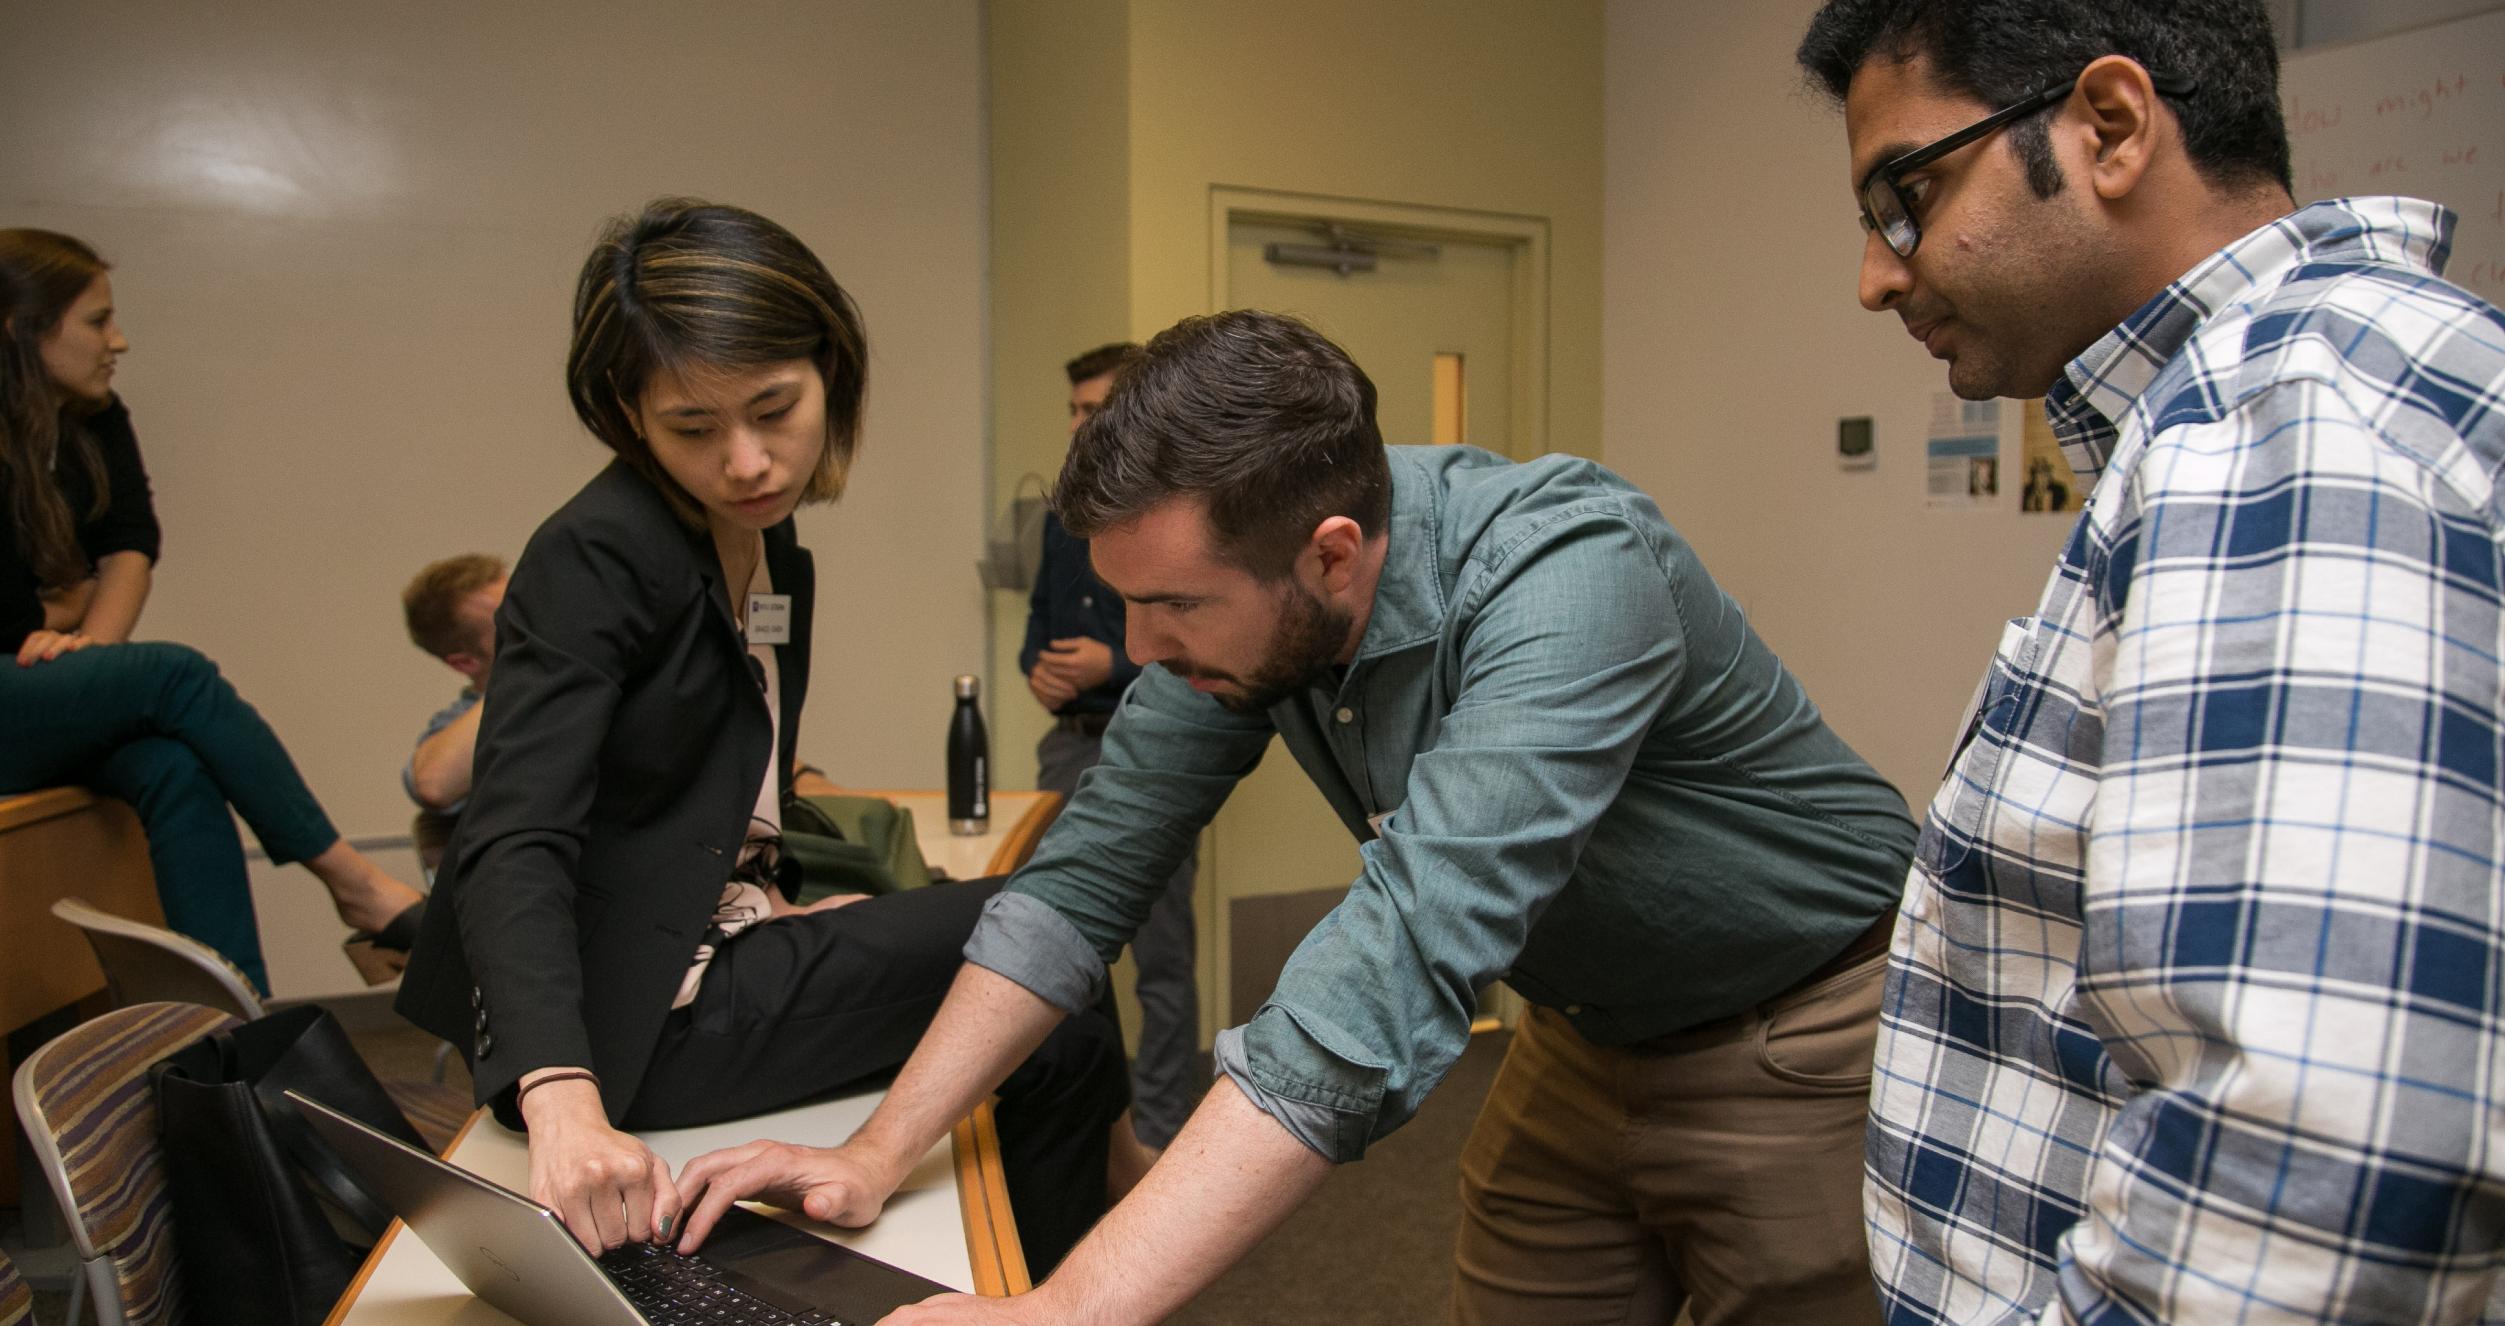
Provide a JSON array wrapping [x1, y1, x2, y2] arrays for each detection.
[[1564, 1004, 1583, 1016], [1081, 595, 1093, 607], [1334, 707, 1355, 724]]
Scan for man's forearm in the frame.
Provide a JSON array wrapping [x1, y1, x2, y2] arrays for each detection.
[[1015, 1077, 1330, 1324], [849, 962, 1069, 1167]]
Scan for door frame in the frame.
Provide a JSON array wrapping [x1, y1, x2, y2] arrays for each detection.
[[1208, 185, 1550, 460]]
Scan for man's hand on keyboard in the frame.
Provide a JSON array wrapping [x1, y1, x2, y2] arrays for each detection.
[[671, 1139, 905, 1254]]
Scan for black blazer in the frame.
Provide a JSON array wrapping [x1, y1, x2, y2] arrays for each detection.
[[396, 460, 815, 1121]]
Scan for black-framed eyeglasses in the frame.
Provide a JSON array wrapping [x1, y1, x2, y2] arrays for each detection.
[[1858, 70, 2195, 258]]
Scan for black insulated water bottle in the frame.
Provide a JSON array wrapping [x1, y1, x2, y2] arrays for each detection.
[[947, 674, 989, 835]]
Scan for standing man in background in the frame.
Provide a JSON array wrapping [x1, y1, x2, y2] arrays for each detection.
[[1800, 0, 2505, 1319], [1021, 341, 1201, 1151]]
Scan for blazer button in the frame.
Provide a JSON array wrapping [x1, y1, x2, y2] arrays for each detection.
[[476, 1030, 495, 1058]]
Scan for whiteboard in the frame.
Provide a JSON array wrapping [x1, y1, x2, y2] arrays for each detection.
[[2281, 6, 2505, 302]]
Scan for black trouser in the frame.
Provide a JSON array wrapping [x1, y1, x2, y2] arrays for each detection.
[[623, 877, 1128, 1274]]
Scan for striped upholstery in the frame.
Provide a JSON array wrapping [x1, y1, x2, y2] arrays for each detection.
[[15, 1000, 239, 1326], [0, 1244, 31, 1326]]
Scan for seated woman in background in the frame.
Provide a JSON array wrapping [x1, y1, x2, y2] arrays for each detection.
[[0, 227, 426, 994], [395, 198, 1130, 1273]]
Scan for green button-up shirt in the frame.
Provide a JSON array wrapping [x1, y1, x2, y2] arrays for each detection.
[[966, 445, 1914, 1160]]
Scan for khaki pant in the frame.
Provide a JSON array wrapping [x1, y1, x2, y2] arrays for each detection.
[[1453, 956, 1886, 1325]]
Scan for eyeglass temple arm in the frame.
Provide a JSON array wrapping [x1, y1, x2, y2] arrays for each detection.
[[1870, 68, 2199, 187]]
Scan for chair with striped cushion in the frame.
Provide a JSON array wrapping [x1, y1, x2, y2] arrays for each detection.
[[12, 1000, 237, 1326], [0, 1244, 34, 1326], [50, 896, 468, 1152]]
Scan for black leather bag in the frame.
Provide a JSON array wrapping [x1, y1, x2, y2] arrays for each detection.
[[151, 1004, 425, 1325]]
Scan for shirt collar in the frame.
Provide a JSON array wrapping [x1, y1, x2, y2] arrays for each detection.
[[1350, 448, 1449, 664], [2044, 196, 2456, 487]]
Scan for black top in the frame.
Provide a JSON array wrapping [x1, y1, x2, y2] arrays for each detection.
[[394, 459, 815, 1120], [0, 396, 160, 652], [1017, 511, 1138, 716]]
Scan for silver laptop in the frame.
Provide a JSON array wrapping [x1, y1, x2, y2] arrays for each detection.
[[287, 1089, 954, 1325]]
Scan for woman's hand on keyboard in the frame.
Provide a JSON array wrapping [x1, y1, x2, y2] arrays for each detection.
[[520, 1075, 682, 1254]]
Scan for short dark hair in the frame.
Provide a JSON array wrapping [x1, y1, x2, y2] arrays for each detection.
[[403, 553, 506, 658], [1796, 0, 2291, 198], [1064, 342, 1142, 387], [1054, 311, 1391, 580], [566, 198, 869, 529]]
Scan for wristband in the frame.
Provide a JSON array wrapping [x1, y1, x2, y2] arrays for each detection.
[[515, 1068, 600, 1109]]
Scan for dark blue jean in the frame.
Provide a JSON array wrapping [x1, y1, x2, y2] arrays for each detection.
[[0, 641, 340, 994]]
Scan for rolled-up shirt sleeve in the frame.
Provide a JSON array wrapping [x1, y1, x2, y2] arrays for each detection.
[[962, 891, 1106, 1015]]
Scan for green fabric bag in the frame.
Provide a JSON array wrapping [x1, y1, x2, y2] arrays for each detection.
[[778, 793, 936, 903]]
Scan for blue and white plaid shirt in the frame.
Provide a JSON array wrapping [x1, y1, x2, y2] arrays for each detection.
[[1868, 197, 2505, 1325]]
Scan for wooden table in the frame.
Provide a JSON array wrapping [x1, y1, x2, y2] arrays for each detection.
[[326, 1095, 1027, 1322], [0, 789, 162, 1035], [781, 782, 1057, 882], [850, 789, 1062, 883]]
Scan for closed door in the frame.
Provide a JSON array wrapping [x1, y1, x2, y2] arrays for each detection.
[[1228, 217, 1516, 451]]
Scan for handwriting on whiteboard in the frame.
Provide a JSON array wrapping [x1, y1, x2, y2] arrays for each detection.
[[2282, 9, 2502, 300]]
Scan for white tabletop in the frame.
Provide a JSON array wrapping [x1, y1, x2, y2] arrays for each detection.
[[328, 1091, 981, 1323]]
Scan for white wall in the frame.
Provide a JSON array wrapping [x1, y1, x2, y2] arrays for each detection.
[[1, 1, 988, 995], [1603, 0, 2071, 805]]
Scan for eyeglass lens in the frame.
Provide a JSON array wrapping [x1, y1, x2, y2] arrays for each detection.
[[1862, 177, 1919, 258]]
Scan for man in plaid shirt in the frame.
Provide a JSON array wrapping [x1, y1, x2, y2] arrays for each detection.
[[1800, 1, 2505, 1321]]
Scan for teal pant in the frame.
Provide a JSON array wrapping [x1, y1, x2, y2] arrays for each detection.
[[0, 641, 339, 994]]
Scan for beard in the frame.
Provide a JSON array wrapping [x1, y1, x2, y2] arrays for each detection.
[[1195, 582, 1352, 715]]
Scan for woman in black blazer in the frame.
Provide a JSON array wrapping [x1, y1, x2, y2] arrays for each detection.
[[396, 200, 1127, 1273]]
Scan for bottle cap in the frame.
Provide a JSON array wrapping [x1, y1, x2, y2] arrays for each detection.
[[954, 674, 980, 700]]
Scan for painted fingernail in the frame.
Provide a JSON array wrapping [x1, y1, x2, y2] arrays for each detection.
[[657, 1215, 674, 1238]]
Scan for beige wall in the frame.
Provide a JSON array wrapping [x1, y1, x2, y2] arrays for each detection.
[[3, 1, 988, 996], [1603, 0, 2070, 806]]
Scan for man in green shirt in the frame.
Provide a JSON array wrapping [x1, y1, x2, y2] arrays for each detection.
[[675, 310, 1915, 1324]]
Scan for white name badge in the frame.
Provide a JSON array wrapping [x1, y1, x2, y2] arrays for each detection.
[[745, 594, 793, 645]]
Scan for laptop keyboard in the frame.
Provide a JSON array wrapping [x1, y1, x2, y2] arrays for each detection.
[[600, 1240, 851, 1325]]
